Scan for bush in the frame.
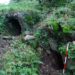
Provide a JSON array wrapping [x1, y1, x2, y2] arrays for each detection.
[[23, 10, 41, 31], [70, 0, 75, 11], [2, 40, 41, 75], [58, 43, 66, 55], [45, 6, 75, 33], [39, 0, 70, 7], [0, 15, 8, 34], [54, 7, 71, 18]]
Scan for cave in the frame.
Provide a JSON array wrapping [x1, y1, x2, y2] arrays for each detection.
[[6, 16, 22, 36]]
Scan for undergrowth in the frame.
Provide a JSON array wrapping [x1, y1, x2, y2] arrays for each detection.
[[0, 40, 41, 75], [0, 0, 75, 75]]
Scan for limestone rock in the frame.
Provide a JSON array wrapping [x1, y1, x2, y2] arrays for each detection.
[[24, 35, 35, 41]]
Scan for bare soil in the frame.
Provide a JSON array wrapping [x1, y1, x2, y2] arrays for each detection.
[[40, 51, 62, 75]]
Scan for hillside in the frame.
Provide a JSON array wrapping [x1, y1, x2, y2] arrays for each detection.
[[0, 0, 75, 75]]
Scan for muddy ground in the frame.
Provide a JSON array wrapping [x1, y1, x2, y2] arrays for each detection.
[[40, 51, 62, 75]]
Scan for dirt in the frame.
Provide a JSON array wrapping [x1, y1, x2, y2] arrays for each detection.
[[40, 51, 62, 75]]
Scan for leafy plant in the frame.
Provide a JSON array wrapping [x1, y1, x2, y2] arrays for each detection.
[[58, 44, 66, 55], [70, 0, 75, 11], [59, 42, 75, 71], [0, 15, 7, 34], [24, 10, 41, 30], [2, 40, 41, 75], [38, 0, 70, 7]]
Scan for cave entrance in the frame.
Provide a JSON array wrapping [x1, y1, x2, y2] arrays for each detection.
[[7, 17, 22, 36]]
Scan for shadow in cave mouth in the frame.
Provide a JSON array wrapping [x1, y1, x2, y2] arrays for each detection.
[[7, 17, 22, 36]]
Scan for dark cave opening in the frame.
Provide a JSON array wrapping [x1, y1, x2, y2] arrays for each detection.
[[7, 17, 22, 36]]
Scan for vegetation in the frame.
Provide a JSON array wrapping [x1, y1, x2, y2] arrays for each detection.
[[0, 40, 40, 75], [0, 0, 75, 75]]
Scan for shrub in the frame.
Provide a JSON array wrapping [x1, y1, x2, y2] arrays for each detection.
[[70, 0, 75, 11], [39, 0, 70, 7], [45, 6, 75, 33], [2, 40, 41, 75], [58, 43, 66, 55], [24, 10, 41, 31], [0, 15, 8, 34], [54, 7, 71, 18]]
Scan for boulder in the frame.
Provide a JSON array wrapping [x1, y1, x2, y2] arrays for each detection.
[[23, 35, 35, 41]]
